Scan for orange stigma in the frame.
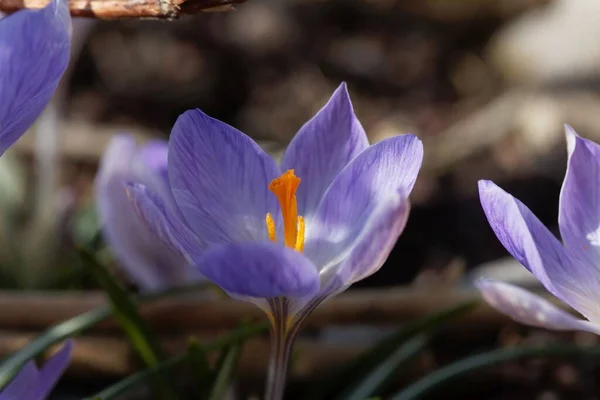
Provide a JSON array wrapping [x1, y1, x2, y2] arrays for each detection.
[[265, 169, 305, 252]]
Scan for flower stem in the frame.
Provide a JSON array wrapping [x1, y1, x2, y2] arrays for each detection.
[[264, 298, 298, 400]]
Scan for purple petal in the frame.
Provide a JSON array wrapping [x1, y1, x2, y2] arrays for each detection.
[[126, 183, 206, 281], [477, 280, 600, 334], [96, 136, 200, 290], [197, 242, 320, 298], [35, 340, 73, 399], [0, 340, 72, 400], [559, 126, 600, 266], [169, 110, 281, 245], [280, 83, 369, 217], [331, 194, 410, 288], [0, 362, 39, 400], [304, 134, 423, 270], [478, 180, 600, 322], [0, 0, 71, 155]]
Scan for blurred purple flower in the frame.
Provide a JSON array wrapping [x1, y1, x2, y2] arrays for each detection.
[[127, 82, 422, 323], [477, 126, 600, 335], [96, 135, 202, 290], [0, 340, 72, 400], [0, 0, 71, 155]]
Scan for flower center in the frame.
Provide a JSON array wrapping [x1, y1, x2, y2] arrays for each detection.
[[265, 169, 305, 252]]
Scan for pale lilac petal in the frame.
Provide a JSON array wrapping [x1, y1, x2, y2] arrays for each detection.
[[331, 194, 410, 287], [477, 280, 600, 334], [96, 136, 199, 290], [280, 83, 369, 217], [197, 242, 320, 298], [478, 180, 600, 322], [304, 134, 422, 270], [291, 194, 410, 315], [35, 340, 73, 399], [169, 110, 281, 245], [0, 0, 71, 155], [559, 126, 600, 266], [136, 139, 170, 195], [0, 340, 72, 400]]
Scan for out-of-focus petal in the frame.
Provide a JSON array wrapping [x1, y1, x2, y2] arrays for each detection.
[[478, 180, 600, 322], [477, 280, 600, 334], [169, 110, 281, 245], [35, 340, 73, 399], [135, 140, 170, 193], [96, 136, 198, 290], [280, 83, 369, 218], [126, 183, 205, 265], [197, 242, 320, 298], [304, 134, 422, 271], [0, 339, 72, 400], [0, 0, 71, 155], [559, 126, 600, 266], [0, 362, 38, 400]]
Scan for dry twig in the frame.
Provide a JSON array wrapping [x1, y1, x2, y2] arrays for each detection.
[[0, 0, 244, 19]]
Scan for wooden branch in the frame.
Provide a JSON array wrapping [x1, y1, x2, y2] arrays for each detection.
[[0, 286, 560, 332], [0, 0, 245, 19], [0, 332, 366, 379]]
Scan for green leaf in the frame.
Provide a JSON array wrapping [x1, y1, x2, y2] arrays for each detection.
[[340, 335, 429, 400], [304, 300, 476, 400], [188, 338, 214, 399], [86, 323, 267, 400], [207, 343, 242, 400], [0, 282, 210, 391], [390, 344, 600, 400], [78, 247, 178, 400]]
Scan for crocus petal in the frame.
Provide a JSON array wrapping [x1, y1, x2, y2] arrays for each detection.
[[126, 183, 205, 267], [291, 194, 410, 315], [0, 340, 72, 400], [477, 280, 600, 334], [135, 139, 171, 197], [96, 136, 199, 290], [35, 340, 73, 399], [478, 180, 600, 322], [0, 362, 39, 400], [280, 83, 369, 218], [0, 0, 71, 155], [304, 134, 423, 271], [559, 126, 600, 266], [169, 110, 281, 244], [331, 193, 410, 288], [197, 242, 320, 298]]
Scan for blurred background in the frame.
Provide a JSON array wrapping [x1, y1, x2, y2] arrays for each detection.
[[5, 0, 600, 398]]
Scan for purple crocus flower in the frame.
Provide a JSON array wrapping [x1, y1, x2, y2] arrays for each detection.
[[0, 340, 72, 400], [96, 135, 202, 290], [127, 82, 422, 316], [127, 83, 422, 398], [477, 126, 600, 335], [0, 0, 71, 155]]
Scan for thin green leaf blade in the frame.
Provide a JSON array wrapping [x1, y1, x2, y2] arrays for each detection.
[[0, 282, 209, 391], [85, 323, 267, 400], [390, 344, 600, 400], [207, 343, 242, 400], [304, 300, 476, 400], [78, 248, 177, 400], [341, 334, 429, 400]]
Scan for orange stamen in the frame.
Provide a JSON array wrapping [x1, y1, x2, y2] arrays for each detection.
[[266, 169, 304, 252], [266, 213, 277, 242], [295, 216, 305, 252]]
